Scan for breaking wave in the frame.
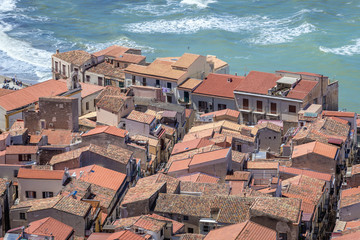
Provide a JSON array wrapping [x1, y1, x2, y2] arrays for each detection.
[[319, 39, 360, 56], [180, 0, 217, 9]]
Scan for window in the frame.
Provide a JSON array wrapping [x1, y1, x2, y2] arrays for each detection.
[[86, 75, 90, 82], [167, 95, 172, 103], [86, 102, 89, 110], [278, 233, 287, 240], [167, 82, 172, 89], [256, 101, 263, 112], [160, 229, 163, 236], [270, 102, 277, 114], [289, 105, 296, 113], [40, 119, 46, 130], [188, 228, 194, 233], [218, 104, 227, 110], [237, 144, 242, 152], [62, 65, 66, 75], [184, 91, 189, 103], [156, 79, 160, 87], [55, 61, 58, 72], [199, 101, 207, 112], [20, 212, 26, 220], [13, 170, 18, 177], [183, 215, 189, 221], [25, 191, 36, 199], [203, 225, 210, 233], [94, 99, 96, 107], [243, 98, 249, 110], [142, 77, 146, 86], [105, 79, 112, 86], [119, 81, 124, 88], [117, 62, 120, 67], [132, 75, 136, 85], [42, 191, 53, 198], [98, 77, 103, 86]]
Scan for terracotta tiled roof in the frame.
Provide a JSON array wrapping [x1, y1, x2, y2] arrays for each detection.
[[279, 166, 332, 182], [172, 53, 201, 69], [250, 197, 301, 223], [183, 129, 214, 142], [53, 50, 91, 65], [12, 195, 91, 217], [82, 125, 128, 138], [177, 172, 219, 184], [225, 171, 251, 181], [177, 78, 203, 90], [201, 109, 240, 119], [41, 129, 80, 146], [133, 215, 166, 232], [87, 61, 124, 78], [204, 220, 276, 240], [255, 122, 282, 133], [322, 111, 356, 118], [189, 148, 230, 167], [147, 213, 184, 234], [329, 116, 349, 125], [125, 59, 186, 82], [207, 55, 228, 71], [93, 45, 130, 57], [97, 95, 129, 113], [292, 141, 338, 159], [180, 181, 230, 196], [193, 73, 244, 99], [0, 88, 14, 97], [247, 161, 279, 170], [88, 230, 145, 240], [286, 80, 318, 100], [155, 194, 254, 224], [177, 234, 205, 240], [95, 85, 123, 101], [121, 181, 165, 205], [221, 128, 255, 143], [17, 168, 64, 180], [0, 79, 69, 111], [70, 165, 126, 191], [79, 81, 104, 98], [168, 158, 192, 173], [234, 71, 281, 95], [340, 187, 360, 208], [50, 144, 133, 166], [172, 138, 214, 155], [232, 151, 248, 164], [26, 217, 74, 240], [282, 175, 325, 206], [6, 145, 38, 155], [127, 110, 155, 124]]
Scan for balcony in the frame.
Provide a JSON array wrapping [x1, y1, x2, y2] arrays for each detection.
[[162, 87, 173, 94]]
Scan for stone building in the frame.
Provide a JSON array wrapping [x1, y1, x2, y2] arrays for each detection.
[[24, 96, 79, 134]]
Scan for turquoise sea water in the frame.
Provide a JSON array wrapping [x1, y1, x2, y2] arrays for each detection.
[[0, 0, 359, 111]]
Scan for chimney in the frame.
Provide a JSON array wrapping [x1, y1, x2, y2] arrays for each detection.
[[56, 49, 59, 54]]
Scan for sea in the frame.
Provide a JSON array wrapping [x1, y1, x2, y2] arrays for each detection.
[[0, 0, 359, 111]]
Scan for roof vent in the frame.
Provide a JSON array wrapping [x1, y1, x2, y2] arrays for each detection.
[[227, 78, 233, 83]]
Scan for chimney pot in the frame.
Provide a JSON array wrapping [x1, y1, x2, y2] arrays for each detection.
[[56, 49, 59, 54]]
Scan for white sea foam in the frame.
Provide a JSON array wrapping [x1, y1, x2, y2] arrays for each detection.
[[0, 0, 17, 12], [84, 36, 154, 53], [319, 39, 360, 56], [0, 20, 52, 70], [125, 15, 279, 34], [180, 0, 217, 9], [250, 22, 316, 45]]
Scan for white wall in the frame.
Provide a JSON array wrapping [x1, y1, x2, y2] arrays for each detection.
[[18, 178, 64, 201]]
